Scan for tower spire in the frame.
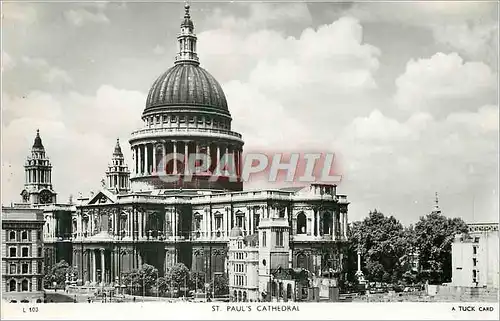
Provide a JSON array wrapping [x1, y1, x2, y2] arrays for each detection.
[[174, 2, 199, 65], [432, 192, 441, 214], [106, 139, 130, 194], [32, 129, 44, 150]]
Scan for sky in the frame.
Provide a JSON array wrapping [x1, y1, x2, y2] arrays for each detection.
[[1, 1, 498, 225]]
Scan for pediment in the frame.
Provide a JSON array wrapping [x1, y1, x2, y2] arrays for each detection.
[[87, 190, 116, 205]]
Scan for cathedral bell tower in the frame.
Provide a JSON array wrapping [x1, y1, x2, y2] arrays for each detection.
[[21, 129, 57, 204], [105, 139, 130, 194]]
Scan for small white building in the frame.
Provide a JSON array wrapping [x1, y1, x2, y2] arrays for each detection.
[[451, 223, 499, 288]]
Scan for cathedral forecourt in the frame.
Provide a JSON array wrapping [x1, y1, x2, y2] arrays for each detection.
[[14, 3, 351, 300]]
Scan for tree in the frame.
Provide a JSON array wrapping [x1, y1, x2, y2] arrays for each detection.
[[347, 210, 411, 283], [165, 263, 190, 293], [122, 264, 158, 296], [189, 271, 206, 291], [43, 260, 77, 289], [210, 274, 229, 296], [414, 212, 468, 284]]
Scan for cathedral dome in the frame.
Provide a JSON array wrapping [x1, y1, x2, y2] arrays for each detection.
[[144, 63, 229, 116], [142, 3, 229, 117]]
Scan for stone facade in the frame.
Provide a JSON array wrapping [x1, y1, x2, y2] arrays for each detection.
[[2, 206, 45, 303]]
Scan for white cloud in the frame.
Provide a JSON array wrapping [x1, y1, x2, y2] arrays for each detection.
[[432, 23, 498, 67], [1, 86, 145, 204], [2, 3, 37, 25], [19, 56, 73, 86], [22, 56, 49, 69], [64, 8, 110, 26], [394, 52, 497, 115], [153, 45, 166, 55], [43, 67, 73, 85], [1, 52, 15, 71], [342, 2, 498, 67]]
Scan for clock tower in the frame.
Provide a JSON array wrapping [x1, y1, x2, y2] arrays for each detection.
[[21, 130, 57, 204]]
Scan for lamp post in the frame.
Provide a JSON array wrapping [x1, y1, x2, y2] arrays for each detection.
[[156, 269, 159, 299]]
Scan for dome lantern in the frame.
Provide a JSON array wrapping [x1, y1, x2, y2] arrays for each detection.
[[175, 1, 199, 66]]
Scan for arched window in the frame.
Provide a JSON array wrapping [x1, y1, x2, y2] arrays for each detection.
[[296, 212, 307, 234], [21, 280, 29, 292], [233, 290, 237, 301], [243, 291, 247, 302], [9, 280, 16, 292], [237, 290, 242, 302], [9, 231, 16, 241], [21, 231, 28, 240], [297, 253, 307, 269], [287, 284, 293, 299]]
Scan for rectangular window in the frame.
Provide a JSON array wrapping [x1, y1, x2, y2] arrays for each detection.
[[474, 237, 480, 243], [473, 258, 477, 266], [10, 264, 16, 274], [276, 231, 284, 247], [473, 246, 478, 255], [9, 231, 16, 241], [9, 247, 16, 257], [262, 232, 267, 247], [22, 263, 29, 274], [21, 231, 28, 241], [22, 247, 29, 257], [37, 231, 41, 241]]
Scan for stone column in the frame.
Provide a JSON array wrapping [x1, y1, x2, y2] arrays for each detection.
[[215, 145, 221, 175], [138, 211, 143, 239], [100, 248, 105, 284], [332, 211, 337, 240], [316, 212, 320, 237], [225, 145, 230, 176], [173, 141, 178, 174], [134, 146, 139, 175], [137, 146, 142, 176], [175, 209, 179, 240], [184, 141, 190, 175], [162, 142, 167, 174], [92, 250, 96, 283], [250, 207, 254, 235], [207, 143, 211, 173], [144, 144, 149, 174], [152, 144, 157, 174], [246, 208, 250, 235], [343, 212, 348, 238]]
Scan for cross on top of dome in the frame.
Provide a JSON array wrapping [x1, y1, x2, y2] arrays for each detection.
[[184, 2, 191, 19]]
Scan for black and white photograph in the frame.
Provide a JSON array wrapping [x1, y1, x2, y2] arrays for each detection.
[[1, 1, 499, 320]]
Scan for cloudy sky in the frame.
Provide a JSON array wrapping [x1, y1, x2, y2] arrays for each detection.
[[2, 1, 498, 225]]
